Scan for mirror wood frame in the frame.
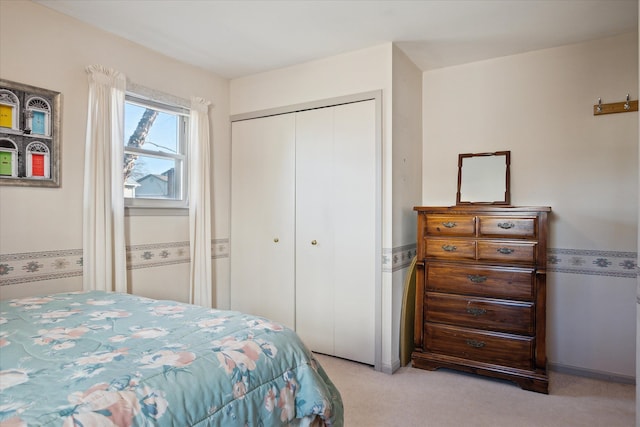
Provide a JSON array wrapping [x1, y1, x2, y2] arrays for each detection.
[[456, 151, 511, 205]]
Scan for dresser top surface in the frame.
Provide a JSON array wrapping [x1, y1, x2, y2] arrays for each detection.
[[414, 206, 551, 213]]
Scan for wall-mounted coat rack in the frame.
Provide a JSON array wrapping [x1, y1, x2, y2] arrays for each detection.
[[593, 94, 638, 116]]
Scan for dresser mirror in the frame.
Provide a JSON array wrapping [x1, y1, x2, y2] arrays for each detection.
[[456, 151, 510, 205]]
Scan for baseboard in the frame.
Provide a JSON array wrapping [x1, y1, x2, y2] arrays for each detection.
[[548, 362, 635, 385], [382, 359, 401, 374]]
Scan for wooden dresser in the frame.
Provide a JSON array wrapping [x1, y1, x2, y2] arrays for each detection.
[[412, 206, 551, 393]]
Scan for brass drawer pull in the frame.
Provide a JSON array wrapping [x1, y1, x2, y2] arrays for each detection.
[[442, 244, 457, 252], [466, 307, 487, 317], [497, 247, 515, 254], [442, 221, 457, 228], [466, 339, 486, 349], [497, 222, 515, 229], [467, 274, 487, 283]]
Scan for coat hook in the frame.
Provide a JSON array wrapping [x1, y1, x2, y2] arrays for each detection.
[[594, 94, 637, 116]]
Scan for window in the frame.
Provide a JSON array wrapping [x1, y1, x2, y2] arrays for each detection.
[[123, 93, 189, 209]]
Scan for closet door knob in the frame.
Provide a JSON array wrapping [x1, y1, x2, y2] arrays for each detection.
[[273, 237, 279, 243], [311, 240, 318, 246]]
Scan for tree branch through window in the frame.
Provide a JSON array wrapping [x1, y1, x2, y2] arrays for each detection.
[[123, 108, 157, 182]]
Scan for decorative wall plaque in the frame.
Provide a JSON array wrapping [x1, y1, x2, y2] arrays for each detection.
[[0, 79, 60, 187]]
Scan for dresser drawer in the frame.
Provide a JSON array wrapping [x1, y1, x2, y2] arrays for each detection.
[[425, 323, 534, 370], [425, 238, 476, 260], [477, 241, 536, 264], [425, 215, 476, 236], [425, 292, 534, 335], [426, 263, 535, 300], [478, 216, 537, 238]]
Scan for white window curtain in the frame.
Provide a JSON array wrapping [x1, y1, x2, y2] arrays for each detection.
[[189, 96, 213, 307], [82, 65, 128, 293]]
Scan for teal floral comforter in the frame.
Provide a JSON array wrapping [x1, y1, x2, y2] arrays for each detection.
[[0, 291, 343, 426]]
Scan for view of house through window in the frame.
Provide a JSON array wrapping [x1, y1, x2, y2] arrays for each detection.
[[123, 94, 189, 208]]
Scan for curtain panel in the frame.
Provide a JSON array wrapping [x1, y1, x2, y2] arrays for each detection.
[[82, 65, 127, 293], [189, 96, 213, 307]]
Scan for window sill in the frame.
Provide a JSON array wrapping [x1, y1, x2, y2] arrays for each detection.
[[125, 207, 188, 217]]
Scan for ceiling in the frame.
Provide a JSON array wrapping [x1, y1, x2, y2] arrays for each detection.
[[36, 0, 638, 79]]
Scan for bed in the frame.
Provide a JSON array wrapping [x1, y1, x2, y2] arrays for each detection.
[[0, 291, 343, 426]]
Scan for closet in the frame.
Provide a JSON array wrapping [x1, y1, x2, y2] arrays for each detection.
[[230, 98, 378, 365]]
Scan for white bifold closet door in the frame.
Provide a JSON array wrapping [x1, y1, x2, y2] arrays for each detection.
[[230, 99, 376, 365], [230, 113, 296, 329], [295, 101, 376, 365]]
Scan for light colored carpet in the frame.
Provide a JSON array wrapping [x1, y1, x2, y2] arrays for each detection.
[[315, 354, 635, 426]]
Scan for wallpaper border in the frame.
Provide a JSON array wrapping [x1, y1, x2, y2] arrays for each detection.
[[0, 249, 83, 286], [382, 244, 418, 272], [0, 239, 229, 286], [547, 248, 637, 278], [1, 244, 637, 286]]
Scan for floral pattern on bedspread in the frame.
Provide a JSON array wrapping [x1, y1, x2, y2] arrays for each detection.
[[0, 291, 343, 426]]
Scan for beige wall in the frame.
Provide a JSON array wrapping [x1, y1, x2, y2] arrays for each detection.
[[0, 1, 231, 305], [390, 45, 423, 372], [423, 32, 638, 379], [392, 45, 423, 247]]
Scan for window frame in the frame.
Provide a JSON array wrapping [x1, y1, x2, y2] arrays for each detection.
[[123, 92, 190, 210]]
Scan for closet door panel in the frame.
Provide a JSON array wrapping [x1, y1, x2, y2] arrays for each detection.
[[295, 100, 377, 365], [230, 114, 296, 328], [333, 100, 376, 364], [295, 107, 335, 355]]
